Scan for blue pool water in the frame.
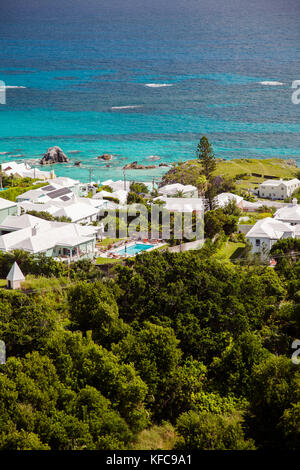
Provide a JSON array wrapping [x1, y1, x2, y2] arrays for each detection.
[[117, 243, 154, 256], [0, 0, 299, 182]]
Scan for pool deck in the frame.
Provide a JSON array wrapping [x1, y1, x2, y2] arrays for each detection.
[[98, 239, 166, 259]]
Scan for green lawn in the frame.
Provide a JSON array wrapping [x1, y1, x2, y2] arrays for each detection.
[[96, 257, 123, 265], [162, 158, 298, 194], [97, 238, 124, 247], [215, 241, 246, 261], [213, 158, 298, 180], [0, 279, 7, 288]]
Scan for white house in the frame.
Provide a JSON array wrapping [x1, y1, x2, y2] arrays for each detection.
[[256, 178, 300, 200], [0, 214, 97, 261], [2, 161, 55, 180], [246, 217, 296, 254], [19, 197, 106, 224], [213, 192, 244, 209], [0, 197, 18, 223], [158, 183, 198, 198], [41, 176, 87, 196], [101, 179, 131, 192], [16, 183, 74, 203], [274, 199, 300, 226], [152, 196, 204, 213]]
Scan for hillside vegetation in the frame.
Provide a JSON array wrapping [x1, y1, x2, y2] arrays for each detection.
[[0, 246, 300, 450], [161, 158, 299, 193]]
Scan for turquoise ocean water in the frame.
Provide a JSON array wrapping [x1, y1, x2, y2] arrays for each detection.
[[0, 0, 299, 182]]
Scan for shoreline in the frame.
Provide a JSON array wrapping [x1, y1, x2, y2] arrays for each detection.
[[1, 152, 299, 184]]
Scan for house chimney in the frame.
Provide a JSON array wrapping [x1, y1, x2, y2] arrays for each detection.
[[32, 224, 39, 236]]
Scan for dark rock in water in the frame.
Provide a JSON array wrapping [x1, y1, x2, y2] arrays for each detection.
[[159, 163, 170, 167], [106, 164, 111, 167], [40, 146, 69, 165], [97, 154, 112, 161], [123, 161, 157, 170], [74, 161, 82, 167]]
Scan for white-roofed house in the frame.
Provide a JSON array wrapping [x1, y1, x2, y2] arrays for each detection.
[[16, 188, 50, 203], [158, 183, 198, 198], [52, 202, 99, 224], [93, 190, 114, 200], [101, 179, 131, 192], [41, 176, 84, 195], [256, 178, 300, 200], [17, 183, 75, 204], [2, 161, 55, 180], [152, 196, 204, 213], [0, 197, 18, 223], [213, 192, 244, 209], [274, 199, 300, 226], [0, 215, 97, 261], [6, 261, 25, 290], [0, 213, 51, 235], [246, 217, 296, 254]]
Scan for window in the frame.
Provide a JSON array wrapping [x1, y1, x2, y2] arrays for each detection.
[[255, 239, 261, 247]]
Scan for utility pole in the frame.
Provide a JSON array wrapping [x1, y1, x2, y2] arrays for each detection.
[[123, 169, 126, 190]]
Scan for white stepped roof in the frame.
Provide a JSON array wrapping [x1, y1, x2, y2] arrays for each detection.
[[153, 196, 203, 212], [0, 214, 52, 231], [261, 178, 300, 187], [274, 204, 300, 222], [102, 179, 131, 191], [214, 192, 243, 207], [52, 203, 98, 222], [246, 217, 294, 239], [93, 190, 113, 199], [0, 197, 17, 210], [158, 183, 197, 195], [6, 261, 25, 282]]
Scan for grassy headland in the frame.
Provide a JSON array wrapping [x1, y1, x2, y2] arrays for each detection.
[[161, 158, 299, 194]]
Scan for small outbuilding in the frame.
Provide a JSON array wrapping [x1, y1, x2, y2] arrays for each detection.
[[6, 261, 25, 289]]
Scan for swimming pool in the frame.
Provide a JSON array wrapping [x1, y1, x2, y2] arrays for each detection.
[[117, 243, 154, 256]]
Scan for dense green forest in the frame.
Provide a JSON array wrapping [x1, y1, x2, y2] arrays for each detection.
[[0, 243, 299, 450]]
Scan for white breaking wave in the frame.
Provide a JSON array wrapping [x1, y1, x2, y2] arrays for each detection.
[[0, 85, 26, 89], [111, 105, 143, 109], [259, 81, 284, 86], [144, 83, 173, 88]]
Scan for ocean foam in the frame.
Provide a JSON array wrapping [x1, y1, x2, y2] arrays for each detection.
[[0, 85, 26, 89], [111, 105, 143, 109], [259, 81, 284, 86], [144, 83, 173, 88]]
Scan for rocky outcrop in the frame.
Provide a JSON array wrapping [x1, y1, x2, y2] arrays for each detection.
[[97, 154, 112, 161], [159, 163, 170, 167], [286, 159, 298, 167], [74, 161, 82, 167], [123, 161, 157, 170], [40, 146, 69, 165]]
